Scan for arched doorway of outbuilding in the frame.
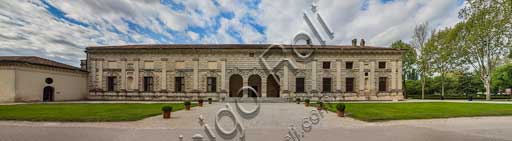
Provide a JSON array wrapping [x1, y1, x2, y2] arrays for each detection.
[[229, 74, 243, 97], [43, 86, 54, 102], [266, 75, 280, 97], [248, 75, 261, 97]]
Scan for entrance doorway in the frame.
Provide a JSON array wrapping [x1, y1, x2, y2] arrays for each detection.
[[229, 74, 243, 97], [43, 86, 54, 102], [248, 75, 261, 97], [267, 75, 280, 97]]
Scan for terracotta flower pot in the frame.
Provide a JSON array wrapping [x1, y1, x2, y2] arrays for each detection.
[[163, 111, 171, 119], [317, 106, 322, 111], [185, 105, 191, 110], [305, 103, 309, 107], [208, 100, 212, 104], [337, 111, 345, 117], [198, 102, 203, 107]]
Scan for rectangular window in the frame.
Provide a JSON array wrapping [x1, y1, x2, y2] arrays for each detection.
[[345, 62, 353, 69], [207, 77, 217, 92], [379, 77, 387, 92], [107, 76, 116, 92], [346, 78, 354, 92], [379, 62, 386, 69], [296, 78, 305, 93], [175, 77, 185, 92], [322, 77, 332, 92], [143, 76, 153, 92], [322, 62, 331, 69]]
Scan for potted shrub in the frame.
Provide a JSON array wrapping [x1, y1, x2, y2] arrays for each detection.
[[161, 106, 173, 119], [208, 98, 213, 104], [304, 99, 310, 107], [184, 101, 191, 110], [198, 99, 204, 107], [336, 103, 346, 117], [296, 98, 301, 104], [316, 101, 323, 111]]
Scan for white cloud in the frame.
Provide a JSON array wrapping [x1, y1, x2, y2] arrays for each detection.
[[0, 0, 464, 67], [257, 0, 464, 46]]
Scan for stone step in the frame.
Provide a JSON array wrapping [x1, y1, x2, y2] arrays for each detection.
[[222, 97, 292, 103]]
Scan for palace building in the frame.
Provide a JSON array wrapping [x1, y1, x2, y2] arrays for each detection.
[[84, 42, 405, 101]]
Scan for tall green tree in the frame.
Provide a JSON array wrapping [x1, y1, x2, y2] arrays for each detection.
[[391, 40, 417, 80], [491, 63, 512, 92], [391, 40, 417, 98], [411, 22, 432, 99], [459, 0, 512, 100], [425, 26, 464, 97], [458, 71, 483, 95]]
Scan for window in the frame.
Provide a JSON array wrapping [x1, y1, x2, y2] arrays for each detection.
[[175, 77, 185, 92], [143, 76, 153, 92], [107, 76, 116, 92], [322, 62, 331, 69], [249, 53, 255, 57], [346, 78, 354, 92], [207, 77, 217, 92], [379, 62, 386, 69], [345, 62, 353, 69], [365, 72, 369, 76], [296, 78, 305, 93], [322, 78, 332, 92], [379, 77, 387, 92]]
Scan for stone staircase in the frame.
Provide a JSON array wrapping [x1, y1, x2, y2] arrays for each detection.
[[222, 97, 291, 103]]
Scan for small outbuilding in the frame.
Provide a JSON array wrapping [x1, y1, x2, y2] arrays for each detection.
[[0, 56, 87, 102]]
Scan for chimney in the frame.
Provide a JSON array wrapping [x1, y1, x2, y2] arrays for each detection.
[[351, 39, 357, 47], [360, 39, 365, 47]]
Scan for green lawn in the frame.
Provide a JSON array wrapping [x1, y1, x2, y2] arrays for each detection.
[[323, 102, 512, 122], [0, 103, 193, 122]]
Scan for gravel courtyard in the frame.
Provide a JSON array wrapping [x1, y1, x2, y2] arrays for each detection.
[[0, 103, 511, 141]]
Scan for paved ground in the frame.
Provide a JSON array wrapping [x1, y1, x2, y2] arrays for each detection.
[[1, 102, 512, 141]]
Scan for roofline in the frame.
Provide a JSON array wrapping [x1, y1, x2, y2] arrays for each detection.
[[0, 60, 87, 72], [85, 44, 406, 52], [0, 56, 86, 72]]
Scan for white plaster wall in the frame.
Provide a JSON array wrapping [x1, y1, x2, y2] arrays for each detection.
[[0, 69, 16, 102], [14, 67, 87, 102]]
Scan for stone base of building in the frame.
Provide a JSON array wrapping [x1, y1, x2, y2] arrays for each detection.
[[88, 92, 403, 101]]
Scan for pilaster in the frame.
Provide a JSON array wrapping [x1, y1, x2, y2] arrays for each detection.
[[336, 59, 342, 92], [161, 58, 167, 92], [121, 58, 127, 91], [193, 58, 199, 91], [98, 59, 103, 91], [311, 60, 317, 92], [134, 58, 140, 91]]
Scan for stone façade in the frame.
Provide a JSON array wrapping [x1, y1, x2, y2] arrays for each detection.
[[85, 44, 405, 101]]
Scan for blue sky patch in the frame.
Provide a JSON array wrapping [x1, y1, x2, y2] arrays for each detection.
[[40, 0, 89, 27]]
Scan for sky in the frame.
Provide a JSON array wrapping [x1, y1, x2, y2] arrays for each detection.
[[0, 0, 465, 66]]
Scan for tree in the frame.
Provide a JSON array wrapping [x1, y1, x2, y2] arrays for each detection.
[[391, 40, 417, 80], [391, 40, 417, 98], [411, 22, 432, 99], [459, 0, 512, 100], [425, 26, 463, 97], [491, 63, 512, 92], [458, 71, 482, 95]]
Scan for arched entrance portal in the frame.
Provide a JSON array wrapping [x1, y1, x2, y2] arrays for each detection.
[[229, 74, 243, 97], [43, 86, 54, 102], [267, 75, 280, 97], [248, 75, 261, 97]]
